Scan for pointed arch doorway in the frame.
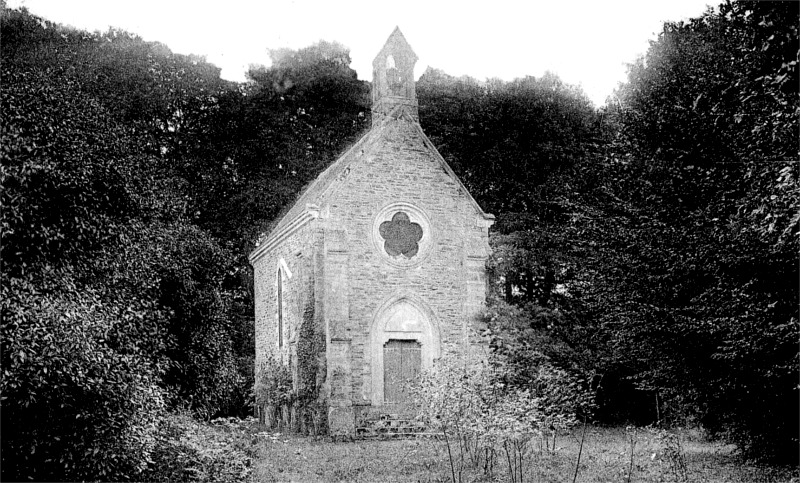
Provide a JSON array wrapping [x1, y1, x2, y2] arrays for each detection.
[[370, 296, 440, 406]]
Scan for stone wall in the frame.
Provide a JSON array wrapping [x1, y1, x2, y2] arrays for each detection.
[[252, 118, 492, 434], [323, 119, 492, 408], [252, 222, 319, 388]]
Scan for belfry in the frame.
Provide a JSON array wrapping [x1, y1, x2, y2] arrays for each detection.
[[250, 27, 494, 435]]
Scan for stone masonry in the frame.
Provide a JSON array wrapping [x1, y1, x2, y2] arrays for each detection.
[[249, 27, 494, 436]]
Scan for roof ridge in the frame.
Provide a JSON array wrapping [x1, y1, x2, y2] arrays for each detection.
[[315, 126, 386, 202], [249, 106, 493, 263], [250, 122, 384, 256], [409, 121, 494, 221]]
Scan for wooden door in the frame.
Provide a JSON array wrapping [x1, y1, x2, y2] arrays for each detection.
[[383, 339, 421, 404]]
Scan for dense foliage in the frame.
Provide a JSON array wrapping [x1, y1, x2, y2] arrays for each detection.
[[1, 0, 796, 479], [597, 1, 798, 461], [418, 0, 797, 464], [180, 40, 370, 252], [411, 351, 591, 482], [418, 69, 600, 305], [0, 8, 364, 480], [1, 41, 169, 478]]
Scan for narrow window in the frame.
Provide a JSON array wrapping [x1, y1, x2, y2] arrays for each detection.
[[385, 54, 403, 95], [277, 268, 283, 348]]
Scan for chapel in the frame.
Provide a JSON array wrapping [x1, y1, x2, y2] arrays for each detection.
[[249, 27, 494, 436]]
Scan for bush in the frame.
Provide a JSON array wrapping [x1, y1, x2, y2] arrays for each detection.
[[1, 34, 251, 477], [485, 300, 597, 420], [411, 349, 592, 482], [1, 270, 166, 481], [141, 414, 255, 483], [254, 356, 294, 428], [254, 331, 326, 435]]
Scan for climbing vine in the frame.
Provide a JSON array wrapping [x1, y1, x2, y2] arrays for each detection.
[[254, 266, 327, 435], [294, 277, 327, 435], [254, 355, 293, 427]]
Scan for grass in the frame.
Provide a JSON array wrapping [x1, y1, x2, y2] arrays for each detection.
[[161, 416, 799, 483]]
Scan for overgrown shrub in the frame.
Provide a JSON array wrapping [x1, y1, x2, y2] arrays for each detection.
[[1, 11, 254, 479], [485, 300, 597, 420], [141, 414, 255, 483], [254, 356, 294, 427], [411, 349, 592, 482], [1, 270, 166, 481], [254, 352, 328, 436]]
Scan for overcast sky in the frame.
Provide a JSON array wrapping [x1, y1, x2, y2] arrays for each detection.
[[7, 0, 715, 106]]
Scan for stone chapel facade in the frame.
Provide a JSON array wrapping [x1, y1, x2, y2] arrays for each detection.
[[249, 28, 494, 435]]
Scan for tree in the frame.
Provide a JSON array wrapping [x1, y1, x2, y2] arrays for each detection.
[[1, 9, 254, 479], [591, 0, 799, 461], [186, 41, 371, 252], [1, 22, 167, 479], [418, 68, 600, 306]]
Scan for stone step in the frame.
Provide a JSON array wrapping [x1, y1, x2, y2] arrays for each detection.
[[357, 432, 443, 439], [354, 412, 441, 440]]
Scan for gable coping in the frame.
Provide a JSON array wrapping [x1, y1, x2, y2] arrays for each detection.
[[297, 108, 494, 230], [248, 203, 320, 264], [248, 105, 494, 265], [409, 121, 495, 224], [247, 126, 383, 265]]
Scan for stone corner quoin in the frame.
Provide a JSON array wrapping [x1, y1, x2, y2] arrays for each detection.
[[249, 27, 495, 436]]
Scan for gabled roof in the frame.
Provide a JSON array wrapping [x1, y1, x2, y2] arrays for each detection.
[[248, 107, 493, 264], [249, 28, 494, 265], [372, 27, 418, 67]]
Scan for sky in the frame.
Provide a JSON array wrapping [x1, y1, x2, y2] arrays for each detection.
[[7, 0, 715, 107]]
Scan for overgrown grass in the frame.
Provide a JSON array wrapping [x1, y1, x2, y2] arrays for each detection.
[[140, 414, 256, 482], [149, 416, 799, 482]]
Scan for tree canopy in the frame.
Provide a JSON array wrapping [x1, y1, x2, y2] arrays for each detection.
[[1, 1, 797, 479], [419, 0, 797, 463]]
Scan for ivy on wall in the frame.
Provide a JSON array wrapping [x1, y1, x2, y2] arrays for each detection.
[[254, 262, 327, 435]]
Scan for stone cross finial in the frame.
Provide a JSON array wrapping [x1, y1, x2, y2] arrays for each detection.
[[372, 27, 419, 124]]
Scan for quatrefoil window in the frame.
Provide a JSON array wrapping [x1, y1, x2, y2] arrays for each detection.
[[379, 212, 423, 258]]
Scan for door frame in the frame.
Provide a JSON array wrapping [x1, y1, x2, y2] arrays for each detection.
[[369, 293, 440, 406]]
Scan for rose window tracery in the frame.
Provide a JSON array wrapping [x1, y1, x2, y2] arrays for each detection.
[[379, 212, 423, 258], [372, 203, 432, 268]]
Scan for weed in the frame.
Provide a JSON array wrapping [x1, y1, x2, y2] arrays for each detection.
[[654, 428, 690, 482], [146, 415, 800, 483]]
